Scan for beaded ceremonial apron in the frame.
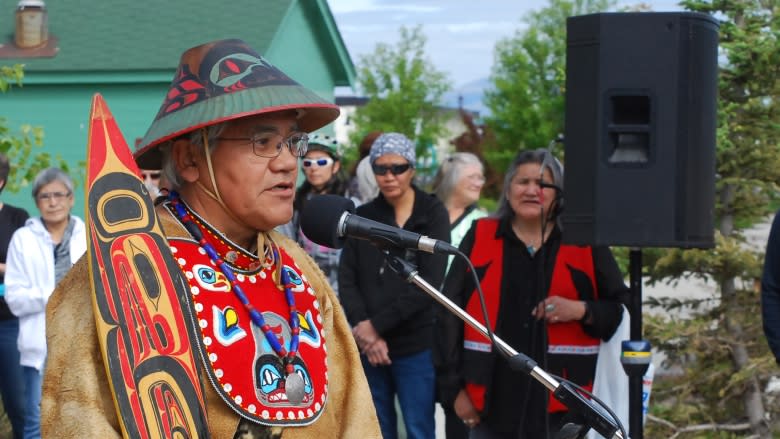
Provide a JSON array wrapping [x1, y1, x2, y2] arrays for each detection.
[[167, 197, 328, 426]]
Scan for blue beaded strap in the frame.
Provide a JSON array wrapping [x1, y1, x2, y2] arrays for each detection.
[[169, 191, 300, 375]]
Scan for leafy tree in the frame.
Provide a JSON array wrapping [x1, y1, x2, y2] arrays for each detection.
[[0, 64, 67, 193], [482, 0, 614, 182], [348, 25, 452, 170], [642, 1, 780, 437]]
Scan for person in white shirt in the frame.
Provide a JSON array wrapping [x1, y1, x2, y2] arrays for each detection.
[[5, 167, 86, 439]]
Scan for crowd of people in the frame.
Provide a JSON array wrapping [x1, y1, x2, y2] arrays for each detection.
[[0, 38, 637, 439]]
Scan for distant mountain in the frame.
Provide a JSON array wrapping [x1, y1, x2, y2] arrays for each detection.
[[442, 77, 492, 117]]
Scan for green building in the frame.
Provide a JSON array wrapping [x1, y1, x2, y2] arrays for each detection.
[[0, 0, 355, 217]]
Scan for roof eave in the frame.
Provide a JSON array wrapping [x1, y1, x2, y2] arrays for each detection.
[[19, 70, 175, 85], [310, 0, 356, 87]]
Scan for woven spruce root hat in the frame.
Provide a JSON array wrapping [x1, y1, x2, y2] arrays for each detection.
[[134, 39, 340, 168]]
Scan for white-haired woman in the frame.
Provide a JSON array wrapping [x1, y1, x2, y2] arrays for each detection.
[[431, 152, 487, 439], [433, 152, 488, 273], [5, 167, 86, 439]]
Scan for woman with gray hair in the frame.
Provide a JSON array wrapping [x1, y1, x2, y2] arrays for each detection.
[[5, 167, 86, 439], [436, 149, 628, 438], [432, 152, 488, 272], [432, 152, 487, 439]]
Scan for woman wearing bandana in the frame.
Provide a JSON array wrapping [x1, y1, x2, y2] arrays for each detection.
[[339, 133, 450, 439]]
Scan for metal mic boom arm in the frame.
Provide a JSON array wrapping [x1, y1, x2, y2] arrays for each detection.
[[381, 252, 624, 439]]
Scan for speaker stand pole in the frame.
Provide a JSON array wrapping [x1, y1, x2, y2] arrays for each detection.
[[623, 248, 651, 439]]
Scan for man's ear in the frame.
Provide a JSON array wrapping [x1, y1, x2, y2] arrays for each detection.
[[171, 138, 201, 183]]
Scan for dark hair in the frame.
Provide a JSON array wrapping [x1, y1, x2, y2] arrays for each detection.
[[349, 131, 382, 177], [494, 149, 564, 221], [0, 152, 9, 194]]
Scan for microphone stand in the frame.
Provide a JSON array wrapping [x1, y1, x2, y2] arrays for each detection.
[[382, 252, 624, 439]]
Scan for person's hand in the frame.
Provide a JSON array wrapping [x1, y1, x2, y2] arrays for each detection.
[[352, 320, 379, 351], [532, 295, 587, 323], [363, 338, 391, 366], [454, 389, 480, 428]]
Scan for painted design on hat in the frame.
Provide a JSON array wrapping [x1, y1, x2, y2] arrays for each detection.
[[134, 39, 340, 169], [160, 65, 206, 115], [157, 42, 298, 119]]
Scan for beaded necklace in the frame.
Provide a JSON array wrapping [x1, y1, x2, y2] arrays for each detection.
[[168, 191, 305, 405]]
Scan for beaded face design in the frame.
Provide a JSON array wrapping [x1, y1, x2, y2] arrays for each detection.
[[252, 313, 314, 406]]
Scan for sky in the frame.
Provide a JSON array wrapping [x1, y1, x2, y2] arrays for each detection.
[[327, 0, 684, 91]]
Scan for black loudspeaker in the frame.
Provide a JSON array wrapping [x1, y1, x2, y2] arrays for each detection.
[[561, 12, 719, 248]]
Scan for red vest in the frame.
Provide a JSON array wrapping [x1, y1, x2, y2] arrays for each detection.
[[463, 218, 599, 413]]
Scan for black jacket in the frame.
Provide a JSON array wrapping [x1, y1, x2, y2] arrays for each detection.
[[338, 186, 450, 357], [762, 210, 780, 363], [0, 203, 30, 320]]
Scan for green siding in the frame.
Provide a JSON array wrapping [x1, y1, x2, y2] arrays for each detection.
[[1, 83, 166, 217], [268, 2, 337, 101], [1, 0, 293, 74]]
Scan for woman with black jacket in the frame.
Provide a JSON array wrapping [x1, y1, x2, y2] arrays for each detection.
[[339, 132, 450, 439]]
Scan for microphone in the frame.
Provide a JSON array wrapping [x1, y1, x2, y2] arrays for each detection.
[[300, 194, 459, 255]]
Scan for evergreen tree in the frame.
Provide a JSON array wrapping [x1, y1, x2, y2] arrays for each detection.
[[644, 0, 780, 436]]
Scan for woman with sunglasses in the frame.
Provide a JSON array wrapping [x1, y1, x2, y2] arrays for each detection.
[[287, 133, 349, 292], [339, 132, 450, 439]]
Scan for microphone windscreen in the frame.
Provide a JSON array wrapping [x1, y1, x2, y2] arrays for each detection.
[[300, 195, 355, 249]]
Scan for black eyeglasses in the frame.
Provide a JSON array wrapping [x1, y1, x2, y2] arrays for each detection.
[[372, 163, 412, 176], [218, 131, 309, 158]]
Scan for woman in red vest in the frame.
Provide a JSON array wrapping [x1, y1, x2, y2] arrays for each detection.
[[436, 149, 629, 438]]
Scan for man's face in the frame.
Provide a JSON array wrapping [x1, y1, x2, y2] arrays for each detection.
[[188, 112, 302, 235]]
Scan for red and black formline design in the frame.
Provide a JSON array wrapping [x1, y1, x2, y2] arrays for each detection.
[[85, 93, 210, 439]]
